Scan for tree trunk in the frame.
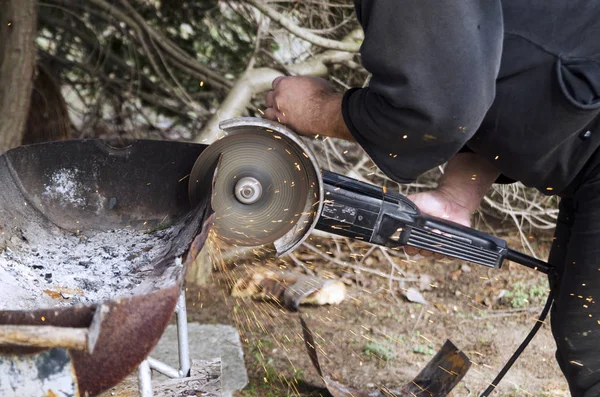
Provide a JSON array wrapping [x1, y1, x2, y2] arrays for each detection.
[[0, 0, 37, 153], [23, 64, 72, 145]]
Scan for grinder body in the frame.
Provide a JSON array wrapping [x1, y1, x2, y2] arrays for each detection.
[[190, 117, 552, 275]]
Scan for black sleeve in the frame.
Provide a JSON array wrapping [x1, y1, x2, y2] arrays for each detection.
[[343, 0, 504, 183]]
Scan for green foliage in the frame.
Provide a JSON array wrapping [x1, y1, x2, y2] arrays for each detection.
[[412, 344, 436, 356], [241, 382, 259, 396], [244, 339, 320, 397], [505, 281, 549, 308], [364, 342, 395, 361]]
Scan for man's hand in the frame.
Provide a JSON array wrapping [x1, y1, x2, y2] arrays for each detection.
[[405, 189, 472, 258], [263, 76, 353, 141], [408, 189, 472, 228], [403, 152, 500, 259]]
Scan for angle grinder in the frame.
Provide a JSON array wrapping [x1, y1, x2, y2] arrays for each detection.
[[189, 117, 551, 274]]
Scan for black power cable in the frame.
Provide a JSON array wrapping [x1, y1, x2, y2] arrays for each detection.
[[479, 290, 554, 396]]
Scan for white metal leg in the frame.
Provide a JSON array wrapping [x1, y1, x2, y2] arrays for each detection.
[[176, 290, 191, 377], [137, 288, 191, 397], [137, 360, 152, 397]]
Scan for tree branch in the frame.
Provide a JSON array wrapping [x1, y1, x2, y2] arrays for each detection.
[[38, 13, 176, 100], [246, 0, 361, 52], [109, 0, 233, 89], [42, 52, 207, 119], [48, 0, 232, 90], [196, 28, 363, 142]]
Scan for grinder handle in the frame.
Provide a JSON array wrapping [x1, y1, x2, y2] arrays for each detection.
[[316, 170, 552, 274]]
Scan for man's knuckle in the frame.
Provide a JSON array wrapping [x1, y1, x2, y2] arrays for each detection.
[[279, 77, 291, 87], [273, 76, 285, 88], [264, 108, 275, 119]]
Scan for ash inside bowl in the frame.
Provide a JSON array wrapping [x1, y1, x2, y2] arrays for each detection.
[[0, 226, 176, 311]]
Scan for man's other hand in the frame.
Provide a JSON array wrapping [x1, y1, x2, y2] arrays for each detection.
[[263, 76, 353, 141], [405, 189, 472, 259], [403, 153, 499, 260]]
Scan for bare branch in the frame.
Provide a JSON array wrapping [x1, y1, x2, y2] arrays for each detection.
[[38, 12, 175, 99], [245, 17, 267, 72], [302, 242, 417, 283], [196, 67, 278, 142], [197, 28, 363, 142], [114, 0, 233, 89], [246, 0, 361, 52], [42, 52, 206, 119], [49, 0, 232, 90]]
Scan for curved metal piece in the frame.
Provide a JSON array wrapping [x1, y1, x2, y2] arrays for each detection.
[[0, 139, 214, 396], [217, 117, 324, 256]]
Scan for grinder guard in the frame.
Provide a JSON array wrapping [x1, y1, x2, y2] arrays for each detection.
[[189, 118, 324, 256]]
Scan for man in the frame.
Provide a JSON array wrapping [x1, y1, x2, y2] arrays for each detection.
[[262, 1, 600, 395]]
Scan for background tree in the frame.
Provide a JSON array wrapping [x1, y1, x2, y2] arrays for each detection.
[[28, 0, 361, 144], [0, 0, 37, 152]]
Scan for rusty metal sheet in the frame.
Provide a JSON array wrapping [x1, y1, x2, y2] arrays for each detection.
[[301, 313, 471, 397]]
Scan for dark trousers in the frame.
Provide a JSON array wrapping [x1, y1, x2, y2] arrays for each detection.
[[549, 162, 600, 396]]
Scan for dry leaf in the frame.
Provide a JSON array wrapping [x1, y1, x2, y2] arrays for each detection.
[[43, 287, 83, 300], [419, 274, 433, 291], [404, 287, 428, 305], [496, 289, 508, 301], [450, 269, 462, 281], [301, 280, 347, 306]]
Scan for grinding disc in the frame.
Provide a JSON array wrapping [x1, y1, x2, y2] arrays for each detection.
[[189, 130, 317, 246]]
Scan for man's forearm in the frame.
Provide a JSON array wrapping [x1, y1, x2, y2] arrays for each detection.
[[437, 152, 500, 214], [262, 76, 498, 212]]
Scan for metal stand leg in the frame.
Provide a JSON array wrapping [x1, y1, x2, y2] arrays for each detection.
[[176, 290, 191, 377], [137, 288, 191, 397], [138, 360, 152, 397]]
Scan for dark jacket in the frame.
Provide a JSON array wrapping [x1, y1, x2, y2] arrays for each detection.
[[342, 0, 600, 194]]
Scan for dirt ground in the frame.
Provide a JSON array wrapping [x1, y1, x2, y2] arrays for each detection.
[[186, 226, 570, 397]]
